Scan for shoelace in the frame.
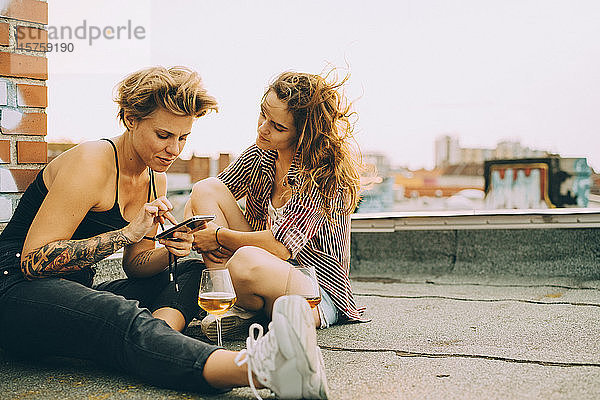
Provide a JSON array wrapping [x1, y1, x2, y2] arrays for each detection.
[[234, 323, 278, 400]]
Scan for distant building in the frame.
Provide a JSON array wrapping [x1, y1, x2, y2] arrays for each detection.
[[362, 152, 390, 177], [394, 164, 484, 199], [495, 140, 547, 160], [435, 135, 549, 168], [435, 135, 460, 167], [460, 147, 493, 164], [166, 153, 232, 190]]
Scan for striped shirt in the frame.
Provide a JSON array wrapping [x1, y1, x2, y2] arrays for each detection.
[[218, 144, 366, 322]]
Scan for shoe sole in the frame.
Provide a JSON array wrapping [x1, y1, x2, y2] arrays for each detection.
[[272, 295, 330, 399]]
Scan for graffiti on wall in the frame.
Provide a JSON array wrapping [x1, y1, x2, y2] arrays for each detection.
[[486, 164, 550, 209], [558, 158, 591, 207], [484, 157, 591, 209]]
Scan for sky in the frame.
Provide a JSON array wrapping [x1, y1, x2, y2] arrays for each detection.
[[46, 0, 600, 170]]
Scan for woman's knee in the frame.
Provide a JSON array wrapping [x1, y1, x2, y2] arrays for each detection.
[[226, 246, 270, 283]]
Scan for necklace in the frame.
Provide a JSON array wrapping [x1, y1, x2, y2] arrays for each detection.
[[276, 157, 292, 188]]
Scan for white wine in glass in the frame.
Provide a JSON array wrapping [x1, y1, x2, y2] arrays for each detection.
[[286, 265, 321, 309], [198, 269, 236, 346], [198, 291, 236, 315]]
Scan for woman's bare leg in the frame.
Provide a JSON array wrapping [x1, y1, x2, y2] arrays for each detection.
[[226, 246, 321, 327], [203, 349, 263, 389], [185, 178, 252, 269]]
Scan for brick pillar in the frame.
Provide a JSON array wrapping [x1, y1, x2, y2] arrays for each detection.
[[0, 0, 48, 226], [189, 156, 210, 183], [217, 153, 231, 175]]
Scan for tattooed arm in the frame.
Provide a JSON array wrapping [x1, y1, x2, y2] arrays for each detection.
[[21, 194, 190, 280], [21, 229, 134, 280], [20, 144, 127, 280]]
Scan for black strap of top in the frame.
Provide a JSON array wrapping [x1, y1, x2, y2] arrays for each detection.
[[141, 168, 161, 242], [146, 167, 178, 292], [100, 138, 119, 206], [147, 168, 158, 202]]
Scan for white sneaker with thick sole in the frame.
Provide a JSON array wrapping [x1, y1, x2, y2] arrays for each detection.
[[234, 295, 329, 400], [201, 305, 257, 343]]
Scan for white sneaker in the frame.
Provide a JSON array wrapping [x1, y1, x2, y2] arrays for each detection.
[[234, 295, 329, 400], [201, 305, 258, 343]]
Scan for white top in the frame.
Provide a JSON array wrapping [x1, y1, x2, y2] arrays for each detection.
[[268, 198, 287, 227]]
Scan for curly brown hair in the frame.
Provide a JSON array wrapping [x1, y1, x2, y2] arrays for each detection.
[[266, 71, 362, 216], [115, 66, 218, 128]]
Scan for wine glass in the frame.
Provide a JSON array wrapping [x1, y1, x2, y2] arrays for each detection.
[[198, 268, 236, 346], [285, 265, 321, 308]]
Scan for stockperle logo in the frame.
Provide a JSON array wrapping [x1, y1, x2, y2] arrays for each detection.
[[16, 20, 146, 52]]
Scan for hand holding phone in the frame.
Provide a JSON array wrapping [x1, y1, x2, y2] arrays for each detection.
[[155, 215, 215, 241]]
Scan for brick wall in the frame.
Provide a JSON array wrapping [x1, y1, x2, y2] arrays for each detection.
[[0, 0, 48, 226], [189, 156, 211, 183], [217, 153, 230, 175]]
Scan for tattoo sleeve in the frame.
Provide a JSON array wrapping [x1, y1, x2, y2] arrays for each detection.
[[21, 230, 134, 280]]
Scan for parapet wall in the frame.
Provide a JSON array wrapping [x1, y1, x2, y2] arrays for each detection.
[[350, 210, 600, 279], [92, 210, 600, 284], [351, 228, 600, 279]]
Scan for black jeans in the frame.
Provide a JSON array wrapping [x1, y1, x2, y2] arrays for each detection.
[[0, 249, 221, 393], [94, 258, 205, 327]]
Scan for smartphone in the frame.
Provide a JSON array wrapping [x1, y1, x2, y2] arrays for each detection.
[[155, 215, 215, 240]]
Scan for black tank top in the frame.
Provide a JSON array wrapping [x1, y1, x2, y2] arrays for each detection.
[[0, 139, 157, 282]]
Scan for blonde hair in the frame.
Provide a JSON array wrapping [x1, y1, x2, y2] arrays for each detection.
[[115, 66, 218, 127], [267, 71, 362, 216]]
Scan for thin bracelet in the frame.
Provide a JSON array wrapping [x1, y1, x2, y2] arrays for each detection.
[[215, 226, 223, 247]]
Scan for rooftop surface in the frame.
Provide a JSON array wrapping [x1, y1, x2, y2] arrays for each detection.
[[2, 210, 600, 399], [2, 273, 599, 399]]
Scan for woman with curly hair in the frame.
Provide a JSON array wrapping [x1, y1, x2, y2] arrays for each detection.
[[188, 71, 367, 341]]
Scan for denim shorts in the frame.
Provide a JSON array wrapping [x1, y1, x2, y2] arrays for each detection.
[[317, 286, 339, 329], [287, 259, 339, 329]]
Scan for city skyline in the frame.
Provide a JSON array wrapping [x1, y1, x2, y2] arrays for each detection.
[[45, 0, 600, 170]]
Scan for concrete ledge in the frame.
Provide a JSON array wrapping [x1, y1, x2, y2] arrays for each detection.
[[351, 228, 600, 279], [94, 228, 600, 287], [95, 225, 600, 282], [351, 208, 600, 231], [350, 212, 600, 279]]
